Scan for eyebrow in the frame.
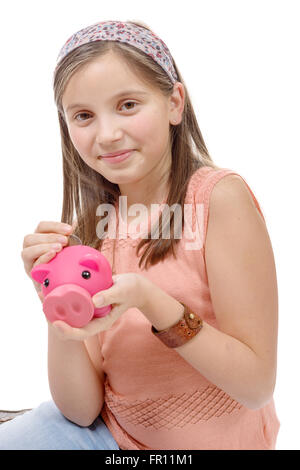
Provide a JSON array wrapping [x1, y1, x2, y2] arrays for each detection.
[[65, 89, 149, 112]]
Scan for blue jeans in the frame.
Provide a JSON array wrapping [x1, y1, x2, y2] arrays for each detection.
[[0, 400, 120, 450]]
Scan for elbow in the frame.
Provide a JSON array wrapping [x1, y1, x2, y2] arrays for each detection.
[[73, 416, 99, 428], [81, 403, 104, 427], [63, 406, 103, 428], [52, 398, 104, 428], [245, 380, 276, 411], [246, 395, 273, 411], [245, 359, 277, 410]]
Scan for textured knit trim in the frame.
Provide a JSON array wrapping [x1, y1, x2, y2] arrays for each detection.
[[103, 378, 243, 430], [101, 404, 148, 450]]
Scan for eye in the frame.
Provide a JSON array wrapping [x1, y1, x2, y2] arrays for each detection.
[[74, 112, 91, 122], [120, 101, 137, 111], [43, 278, 49, 287], [82, 270, 91, 279]]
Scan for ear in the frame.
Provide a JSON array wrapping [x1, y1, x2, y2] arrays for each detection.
[[31, 265, 51, 283], [169, 81, 185, 125], [79, 253, 100, 272]]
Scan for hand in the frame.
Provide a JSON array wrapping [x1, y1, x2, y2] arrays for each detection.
[[21, 220, 76, 302], [50, 273, 149, 342]]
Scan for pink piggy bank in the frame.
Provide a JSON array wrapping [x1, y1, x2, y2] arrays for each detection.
[[30, 245, 113, 328]]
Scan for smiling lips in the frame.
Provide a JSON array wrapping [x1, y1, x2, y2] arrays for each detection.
[[101, 149, 134, 158], [99, 150, 134, 164]]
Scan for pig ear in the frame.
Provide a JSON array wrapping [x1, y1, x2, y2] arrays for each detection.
[[79, 254, 100, 272], [31, 265, 51, 284]]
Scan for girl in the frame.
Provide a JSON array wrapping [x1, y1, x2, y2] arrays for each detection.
[[0, 20, 280, 450]]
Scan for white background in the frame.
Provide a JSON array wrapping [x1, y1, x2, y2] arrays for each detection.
[[0, 0, 299, 450]]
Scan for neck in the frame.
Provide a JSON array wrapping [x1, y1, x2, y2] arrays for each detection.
[[118, 161, 171, 209]]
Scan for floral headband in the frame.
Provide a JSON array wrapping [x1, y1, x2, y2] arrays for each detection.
[[55, 20, 178, 84]]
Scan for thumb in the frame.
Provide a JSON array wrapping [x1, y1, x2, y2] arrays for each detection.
[[92, 285, 116, 308]]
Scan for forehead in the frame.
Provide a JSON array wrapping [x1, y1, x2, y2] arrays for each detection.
[[62, 51, 158, 108]]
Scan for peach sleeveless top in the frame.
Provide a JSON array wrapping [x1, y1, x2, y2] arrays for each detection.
[[98, 166, 280, 450]]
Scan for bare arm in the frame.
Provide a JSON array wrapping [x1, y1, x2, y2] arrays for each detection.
[[21, 220, 105, 427], [48, 325, 105, 427], [140, 175, 278, 409]]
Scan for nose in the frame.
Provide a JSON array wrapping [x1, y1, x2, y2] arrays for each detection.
[[43, 284, 94, 328], [95, 115, 123, 148]]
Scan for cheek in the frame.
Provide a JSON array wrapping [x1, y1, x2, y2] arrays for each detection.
[[130, 110, 167, 144], [128, 115, 151, 141], [68, 127, 90, 153]]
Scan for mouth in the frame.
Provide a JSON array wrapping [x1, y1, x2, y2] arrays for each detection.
[[98, 150, 135, 164], [101, 149, 134, 158]]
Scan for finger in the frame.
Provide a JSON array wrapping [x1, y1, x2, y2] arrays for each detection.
[[92, 279, 120, 307], [52, 321, 84, 341], [34, 221, 73, 236], [23, 253, 52, 280], [52, 320, 103, 342], [22, 242, 63, 264], [51, 304, 122, 340], [80, 305, 122, 334], [32, 249, 59, 269], [92, 288, 119, 308], [29, 252, 55, 298], [23, 233, 69, 249]]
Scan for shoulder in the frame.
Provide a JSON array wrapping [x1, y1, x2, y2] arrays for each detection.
[[187, 168, 266, 243], [188, 166, 264, 219], [187, 166, 243, 201], [205, 174, 267, 254], [209, 173, 260, 217]]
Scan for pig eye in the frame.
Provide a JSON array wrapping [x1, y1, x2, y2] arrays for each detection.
[[43, 278, 49, 287], [82, 270, 91, 279]]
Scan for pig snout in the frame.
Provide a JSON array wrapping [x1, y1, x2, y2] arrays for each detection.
[[43, 284, 95, 328]]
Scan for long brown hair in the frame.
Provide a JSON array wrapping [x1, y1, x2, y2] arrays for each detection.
[[53, 20, 219, 270]]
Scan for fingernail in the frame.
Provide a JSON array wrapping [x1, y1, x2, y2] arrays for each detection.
[[62, 224, 73, 233], [51, 243, 62, 251], [57, 236, 68, 245]]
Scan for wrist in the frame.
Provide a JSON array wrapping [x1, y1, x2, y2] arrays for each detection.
[[152, 302, 204, 349], [137, 274, 152, 311], [138, 276, 185, 331]]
